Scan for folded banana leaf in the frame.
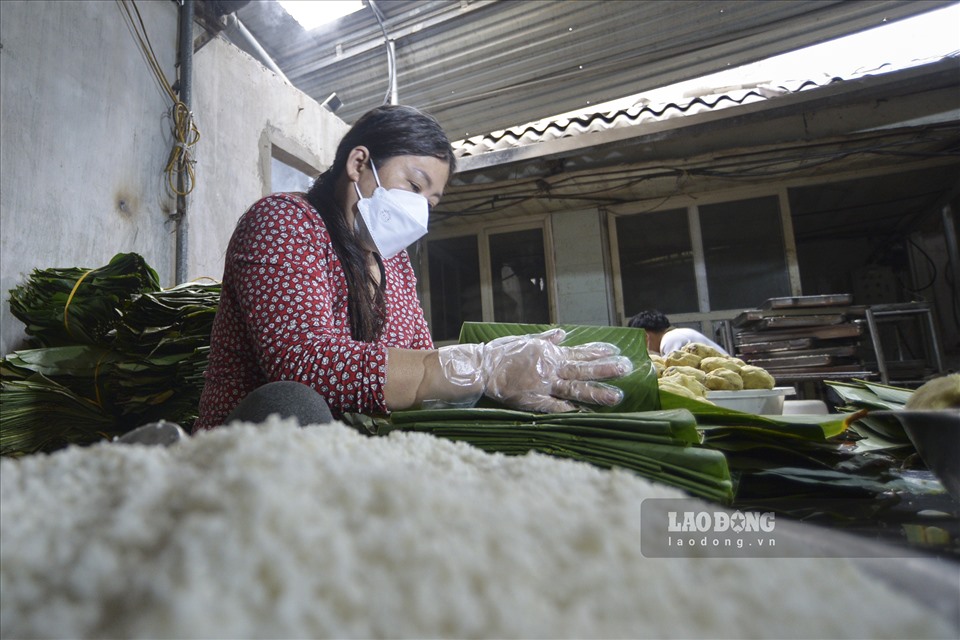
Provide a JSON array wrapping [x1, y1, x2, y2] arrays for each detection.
[[746, 466, 912, 495], [382, 407, 701, 444], [825, 379, 911, 443], [826, 380, 907, 411], [858, 380, 914, 405], [700, 435, 849, 470]]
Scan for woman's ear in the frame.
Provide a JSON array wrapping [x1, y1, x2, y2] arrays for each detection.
[[345, 146, 370, 183]]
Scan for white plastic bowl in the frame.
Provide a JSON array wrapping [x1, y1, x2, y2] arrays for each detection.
[[782, 399, 829, 415], [705, 387, 796, 415]]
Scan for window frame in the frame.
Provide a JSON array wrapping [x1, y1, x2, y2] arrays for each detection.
[[259, 130, 321, 197], [609, 186, 800, 335], [418, 216, 556, 343]]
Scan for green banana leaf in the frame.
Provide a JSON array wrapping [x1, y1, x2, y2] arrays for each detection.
[[659, 389, 850, 440], [857, 380, 914, 405], [1, 344, 123, 377], [847, 415, 911, 443], [825, 380, 906, 410], [382, 408, 702, 445], [747, 467, 912, 493], [457, 322, 659, 413], [824, 379, 911, 442]]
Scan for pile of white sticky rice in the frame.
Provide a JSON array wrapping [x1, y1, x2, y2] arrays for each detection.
[[1, 418, 956, 639]]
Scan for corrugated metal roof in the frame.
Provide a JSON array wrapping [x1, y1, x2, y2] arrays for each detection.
[[232, 0, 952, 141], [451, 50, 960, 161], [451, 78, 827, 159], [429, 56, 960, 222], [445, 54, 960, 175]]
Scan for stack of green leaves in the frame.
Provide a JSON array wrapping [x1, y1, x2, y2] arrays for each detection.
[[8, 252, 160, 348], [0, 376, 119, 456], [658, 390, 883, 505], [0, 346, 124, 455], [109, 282, 220, 425], [659, 385, 926, 529], [357, 407, 734, 503], [461, 323, 870, 506], [115, 281, 220, 355], [1, 256, 219, 456]]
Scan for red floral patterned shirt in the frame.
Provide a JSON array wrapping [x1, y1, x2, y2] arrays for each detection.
[[194, 193, 433, 430]]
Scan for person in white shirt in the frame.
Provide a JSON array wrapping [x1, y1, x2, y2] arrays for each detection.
[[627, 309, 728, 357]]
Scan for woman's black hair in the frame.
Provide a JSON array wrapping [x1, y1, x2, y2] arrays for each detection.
[[306, 105, 456, 342]]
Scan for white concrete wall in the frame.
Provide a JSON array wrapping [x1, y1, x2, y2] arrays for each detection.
[[0, 0, 348, 355], [550, 209, 613, 326], [190, 35, 348, 281]]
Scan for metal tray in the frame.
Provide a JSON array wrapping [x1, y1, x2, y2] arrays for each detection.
[[760, 294, 853, 309]]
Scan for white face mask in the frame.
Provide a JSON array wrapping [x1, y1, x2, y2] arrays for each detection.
[[353, 160, 430, 259]]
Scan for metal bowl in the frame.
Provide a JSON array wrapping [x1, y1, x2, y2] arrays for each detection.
[[871, 409, 960, 500]]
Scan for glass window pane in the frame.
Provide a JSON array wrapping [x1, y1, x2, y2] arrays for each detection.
[[616, 209, 698, 316], [699, 196, 791, 310], [271, 156, 313, 193], [427, 235, 482, 342], [489, 228, 550, 324]]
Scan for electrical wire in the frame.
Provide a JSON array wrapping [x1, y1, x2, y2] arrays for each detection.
[[368, 0, 397, 106], [903, 236, 938, 292], [117, 0, 176, 102], [117, 0, 199, 198]]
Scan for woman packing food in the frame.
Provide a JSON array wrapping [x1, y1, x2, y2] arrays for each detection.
[[193, 105, 632, 431]]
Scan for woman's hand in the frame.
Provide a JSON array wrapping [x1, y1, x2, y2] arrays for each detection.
[[436, 328, 633, 413]]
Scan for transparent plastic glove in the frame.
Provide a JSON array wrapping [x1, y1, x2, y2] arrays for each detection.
[[436, 328, 634, 413]]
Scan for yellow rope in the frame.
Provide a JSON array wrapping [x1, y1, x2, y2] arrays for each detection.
[[63, 269, 95, 338], [92, 351, 110, 408], [118, 0, 199, 198], [165, 101, 200, 197]]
